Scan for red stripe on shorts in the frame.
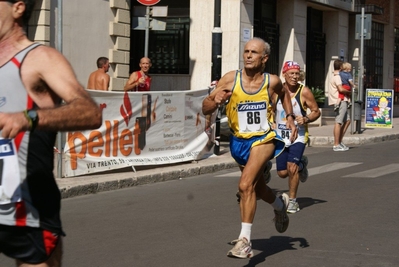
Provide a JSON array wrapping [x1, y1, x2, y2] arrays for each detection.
[[43, 230, 58, 256]]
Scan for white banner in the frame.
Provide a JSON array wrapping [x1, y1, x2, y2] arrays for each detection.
[[63, 89, 216, 177]]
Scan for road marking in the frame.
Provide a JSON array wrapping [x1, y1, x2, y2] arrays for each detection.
[[308, 162, 363, 176], [216, 162, 363, 177], [343, 163, 399, 178], [216, 165, 277, 177]]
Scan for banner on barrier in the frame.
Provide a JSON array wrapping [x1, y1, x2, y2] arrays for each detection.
[[63, 89, 216, 177]]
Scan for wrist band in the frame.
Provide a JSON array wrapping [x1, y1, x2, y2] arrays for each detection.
[[24, 110, 33, 130], [285, 113, 296, 120], [305, 115, 311, 123]]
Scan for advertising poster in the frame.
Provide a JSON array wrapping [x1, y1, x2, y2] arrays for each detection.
[[63, 89, 216, 177], [365, 89, 394, 128]]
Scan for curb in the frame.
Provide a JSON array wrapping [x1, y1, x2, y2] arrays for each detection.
[[308, 133, 399, 147], [58, 154, 237, 199]]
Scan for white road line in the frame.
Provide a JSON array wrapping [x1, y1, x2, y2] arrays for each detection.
[[343, 163, 399, 178], [216, 162, 363, 177], [216, 165, 277, 177], [308, 162, 363, 176]]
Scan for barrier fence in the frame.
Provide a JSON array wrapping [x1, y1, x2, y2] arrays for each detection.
[[59, 89, 216, 177]]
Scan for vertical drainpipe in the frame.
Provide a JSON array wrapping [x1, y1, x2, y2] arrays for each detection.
[[212, 0, 222, 155], [57, 0, 63, 178]]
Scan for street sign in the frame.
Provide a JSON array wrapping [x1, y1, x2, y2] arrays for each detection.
[[134, 6, 168, 17], [137, 0, 160, 6], [132, 17, 166, 31], [355, 14, 372, 40]]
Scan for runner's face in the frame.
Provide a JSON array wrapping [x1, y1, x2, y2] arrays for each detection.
[[243, 40, 267, 71], [284, 70, 300, 86]]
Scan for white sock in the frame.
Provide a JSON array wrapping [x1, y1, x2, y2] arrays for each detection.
[[238, 222, 252, 242], [271, 195, 284, 211]]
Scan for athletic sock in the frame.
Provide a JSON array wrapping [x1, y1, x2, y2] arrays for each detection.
[[239, 222, 252, 242]]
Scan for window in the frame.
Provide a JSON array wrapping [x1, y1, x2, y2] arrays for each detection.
[[364, 22, 384, 89], [130, 2, 190, 75]]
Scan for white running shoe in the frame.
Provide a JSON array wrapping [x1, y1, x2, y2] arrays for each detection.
[[333, 145, 346, 152], [340, 143, 349, 150], [273, 193, 290, 233], [287, 200, 300, 214], [227, 237, 253, 258]]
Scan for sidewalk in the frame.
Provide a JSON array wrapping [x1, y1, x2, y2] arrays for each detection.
[[56, 118, 399, 199]]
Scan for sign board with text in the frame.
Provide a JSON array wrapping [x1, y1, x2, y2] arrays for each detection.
[[63, 89, 216, 177]]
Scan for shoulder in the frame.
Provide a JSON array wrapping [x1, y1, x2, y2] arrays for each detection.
[[268, 73, 282, 88]]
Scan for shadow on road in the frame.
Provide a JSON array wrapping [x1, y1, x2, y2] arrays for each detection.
[[242, 236, 309, 266], [298, 197, 327, 210]]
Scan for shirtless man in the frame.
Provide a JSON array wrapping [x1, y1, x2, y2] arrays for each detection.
[[87, 57, 110, 90], [124, 57, 152, 91], [0, 1, 102, 266]]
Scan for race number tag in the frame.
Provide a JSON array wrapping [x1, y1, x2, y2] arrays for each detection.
[[0, 138, 22, 204], [237, 101, 269, 133], [277, 123, 291, 145]]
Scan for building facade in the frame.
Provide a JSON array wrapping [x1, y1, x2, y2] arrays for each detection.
[[29, 0, 399, 105]]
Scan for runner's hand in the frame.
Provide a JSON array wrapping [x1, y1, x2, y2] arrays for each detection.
[[0, 112, 30, 139]]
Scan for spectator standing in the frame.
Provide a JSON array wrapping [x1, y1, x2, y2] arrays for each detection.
[[124, 57, 152, 91], [328, 59, 351, 151], [87, 57, 110, 91]]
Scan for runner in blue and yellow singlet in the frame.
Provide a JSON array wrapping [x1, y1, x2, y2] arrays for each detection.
[[202, 38, 297, 259]]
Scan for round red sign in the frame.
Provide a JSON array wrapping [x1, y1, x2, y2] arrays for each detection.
[[137, 0, 160, 6]]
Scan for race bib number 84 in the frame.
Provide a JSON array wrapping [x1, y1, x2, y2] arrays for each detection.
[[0, 138, 21, 204]]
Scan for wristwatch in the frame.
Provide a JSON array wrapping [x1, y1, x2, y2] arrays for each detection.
[[24, 109, 39, 132]]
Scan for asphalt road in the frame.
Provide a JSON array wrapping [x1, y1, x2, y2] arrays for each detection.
[[1, 140, 399, 266]]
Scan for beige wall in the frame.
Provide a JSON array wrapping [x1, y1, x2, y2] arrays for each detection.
[[61, 0, 114, 89]]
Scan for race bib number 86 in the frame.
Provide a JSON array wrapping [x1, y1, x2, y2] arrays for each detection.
[[237, 101, 269, 133]]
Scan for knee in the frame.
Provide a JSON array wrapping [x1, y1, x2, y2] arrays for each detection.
[[238, 180, 254, 195], [277, 170, 288, 178]]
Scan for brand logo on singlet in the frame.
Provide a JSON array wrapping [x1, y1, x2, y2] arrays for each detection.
[[0, 139, 14, 156], [0, 97, 6, 108], [237, 102, 266, 111]]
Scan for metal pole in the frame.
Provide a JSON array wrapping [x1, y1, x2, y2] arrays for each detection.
[[356, 7, 365, 133], [212, 0, 222, 155], [57, 0, 63, 178], [144, 6, 150, 57]]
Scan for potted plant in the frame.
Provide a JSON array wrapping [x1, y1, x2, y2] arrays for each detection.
[[310, 87, 326, 108]]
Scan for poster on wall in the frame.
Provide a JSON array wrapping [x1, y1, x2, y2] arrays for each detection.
[[365, 89, 394, 128], [63, 89, 216, 177]]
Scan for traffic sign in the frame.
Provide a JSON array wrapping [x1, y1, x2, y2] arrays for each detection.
[[137, 0, 160, 6]]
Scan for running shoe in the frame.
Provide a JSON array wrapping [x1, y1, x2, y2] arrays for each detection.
[[299, 155, 308, 183], [333, 145, 346, 152], [227, 237, 253, 258], [287, 200, 300, 214], [263, 161, 272, 184], [340, 143, 349, 150], [273, 193, 290, 233]]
